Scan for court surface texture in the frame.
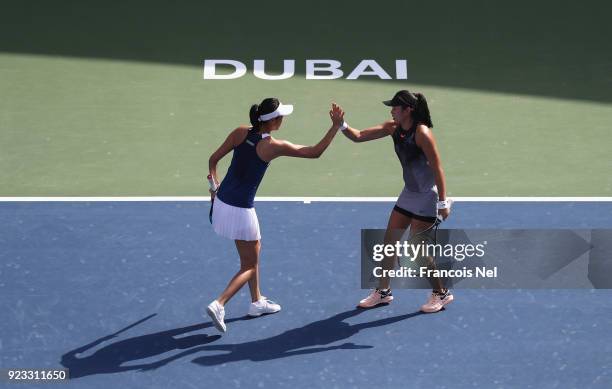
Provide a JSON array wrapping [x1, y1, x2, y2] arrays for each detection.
[[1, 199, 611, 388]]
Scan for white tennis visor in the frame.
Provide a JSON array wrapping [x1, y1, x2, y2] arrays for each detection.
[[258, 103, 294, 121]]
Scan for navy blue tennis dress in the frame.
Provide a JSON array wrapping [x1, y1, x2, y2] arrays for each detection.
[[392, 123, 438, 222], [213, 128, 270, 241]]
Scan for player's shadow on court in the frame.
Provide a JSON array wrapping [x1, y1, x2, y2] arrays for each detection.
[[61, 308, 422, 377], [60, 313, 239, 378], [190, 307, 423, 366]]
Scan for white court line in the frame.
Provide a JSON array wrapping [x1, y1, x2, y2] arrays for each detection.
[[0, 196, 611, 202]]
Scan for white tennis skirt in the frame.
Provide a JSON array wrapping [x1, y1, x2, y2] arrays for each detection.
[[212, 196, 261, 241]]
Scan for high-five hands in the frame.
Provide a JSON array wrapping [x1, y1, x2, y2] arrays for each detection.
[[329, 103, 345, 128]]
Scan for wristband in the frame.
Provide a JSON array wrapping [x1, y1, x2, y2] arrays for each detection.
[[437, 199, 451, 210], [339, 121, 348, 131], [207, 174, 218, 193]]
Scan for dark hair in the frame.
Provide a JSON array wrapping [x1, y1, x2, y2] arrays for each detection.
[[249, 97, 280, 130], [412, 93, 433, 128]]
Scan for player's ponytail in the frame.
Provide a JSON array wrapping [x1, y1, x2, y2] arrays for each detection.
[[413, 93, 433, 128], [249, 98, 281, 130], [249, 104, 260, 130]]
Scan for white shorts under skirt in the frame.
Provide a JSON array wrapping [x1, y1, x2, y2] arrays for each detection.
[[212, 196, 261, 241]]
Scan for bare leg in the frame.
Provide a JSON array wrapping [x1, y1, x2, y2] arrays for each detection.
[[216, 240, 261, 306], [247, 247, 262, 303], [409, 219, 446, 292], [378, 209, 412, 290]]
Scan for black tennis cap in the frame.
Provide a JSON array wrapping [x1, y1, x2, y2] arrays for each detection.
[[383, 90, 418, 107]]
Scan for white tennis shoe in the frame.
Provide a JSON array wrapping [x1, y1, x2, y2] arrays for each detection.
[[358, 288, 394, 308], [420, 290, 454, 313], [248, 297, 281, 317], [206, 300, 226, 333]]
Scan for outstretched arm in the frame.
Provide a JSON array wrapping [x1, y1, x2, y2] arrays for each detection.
[[259, 103, 345, 161], [341, 120, 395, 143]]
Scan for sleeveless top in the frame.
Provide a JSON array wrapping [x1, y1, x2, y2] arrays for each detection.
[[216, 128, 270, 208], [391, 123, 436, 193]]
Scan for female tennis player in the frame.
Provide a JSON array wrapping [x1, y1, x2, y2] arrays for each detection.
[[340, 90, 453, 313], [207, 98, 345, 332]]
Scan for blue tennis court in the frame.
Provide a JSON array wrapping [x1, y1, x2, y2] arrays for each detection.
[[1, 200, 611, 388]]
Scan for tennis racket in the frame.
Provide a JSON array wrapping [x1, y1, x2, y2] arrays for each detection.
[[207, 174, 217, 224], [397, 215, 443, 269]]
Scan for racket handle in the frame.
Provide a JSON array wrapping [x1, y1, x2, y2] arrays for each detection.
[[207, 174, 218, 192]]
